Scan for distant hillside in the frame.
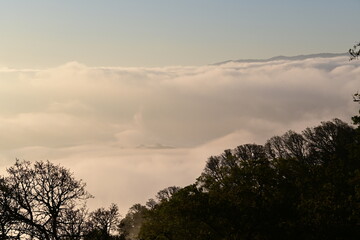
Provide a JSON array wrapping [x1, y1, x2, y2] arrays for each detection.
[[214, 53, 348, 65]]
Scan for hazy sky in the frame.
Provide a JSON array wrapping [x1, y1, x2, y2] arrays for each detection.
[[0, 1, 359, 67], [0, 1, 360, 214]]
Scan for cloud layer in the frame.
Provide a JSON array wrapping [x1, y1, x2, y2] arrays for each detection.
[[0, 56, 359, 213]]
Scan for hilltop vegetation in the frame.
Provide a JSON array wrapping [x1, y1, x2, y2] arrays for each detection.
[[1, 111, 359, 239], [134, 117, 360, 240]]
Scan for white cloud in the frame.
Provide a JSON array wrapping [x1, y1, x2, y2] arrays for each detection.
[[0, 55, 359, 214]]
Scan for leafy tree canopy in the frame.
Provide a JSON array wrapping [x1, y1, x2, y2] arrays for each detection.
[[138, 118, 360, 240]]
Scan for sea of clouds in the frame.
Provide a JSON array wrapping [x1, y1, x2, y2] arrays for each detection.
[[0, 55, 359, 214]]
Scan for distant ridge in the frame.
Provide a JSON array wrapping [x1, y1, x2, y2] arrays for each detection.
[[214, 53, 348, 65]]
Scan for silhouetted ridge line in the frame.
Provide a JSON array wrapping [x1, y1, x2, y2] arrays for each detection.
[[214, 52, 347, 65]]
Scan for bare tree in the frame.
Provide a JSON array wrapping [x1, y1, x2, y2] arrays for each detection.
[[59, 204, 88, 240], [0, 177, 16, 239], [1, 160, 92, 240], [85, 203, 120, 239]]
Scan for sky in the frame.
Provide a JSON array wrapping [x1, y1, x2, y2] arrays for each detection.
[[0, 1, 360, 215], [0, 1, 359, 67]]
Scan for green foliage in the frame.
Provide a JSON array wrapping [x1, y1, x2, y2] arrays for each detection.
[[139, 185, 218, 240], [139, 119, 360, 240], [119, 204, 147, 240]]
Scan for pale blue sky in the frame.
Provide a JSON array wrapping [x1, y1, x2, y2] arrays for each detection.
[[0, 0, 359, 67]]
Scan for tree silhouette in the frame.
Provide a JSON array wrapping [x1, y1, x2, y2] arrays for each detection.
[[119, 204, 147, 240], [349, 42, 360, 60], [84, 203, 121, 240], [0, 160, 92, 240], [139, 119, 360, 240]]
